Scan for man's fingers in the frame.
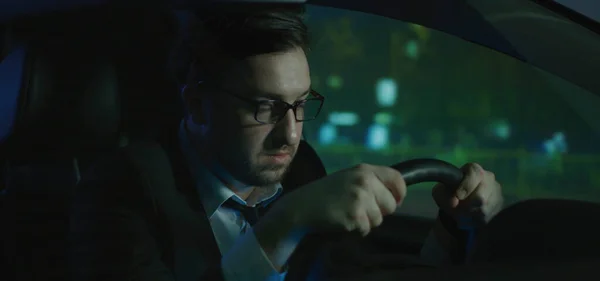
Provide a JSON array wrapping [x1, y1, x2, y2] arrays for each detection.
[[369, 165, 407, 204], [464, 170, 503, 215], [355, 212, 372, 236], [366, 193, 384, 228], [353, 173, 387, 232], [374, 187, 398, 216], [370, 177, 398, 216], [432, 182, 459, 209], [463, 180, 490, 209], [367, 170, 398, 216], [456, 163, 484, 200]]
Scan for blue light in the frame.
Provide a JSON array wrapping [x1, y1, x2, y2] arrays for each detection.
[[328, 112, 360, 126], [553, 132, 565, 142], [366, 124, 389, 150], [542, 131, 568, 156], [375, 78, 398, 107], [543, 139, 556, 154], [552, 132, 568, 153], [318, 123, 337, 145]]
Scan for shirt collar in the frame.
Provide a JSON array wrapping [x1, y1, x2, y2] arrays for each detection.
[[179, 119, 282, 218]]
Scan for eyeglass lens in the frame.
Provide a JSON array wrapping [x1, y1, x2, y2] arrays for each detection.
[[256, 99, 322, 123]]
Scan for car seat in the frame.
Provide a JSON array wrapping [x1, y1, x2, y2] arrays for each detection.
[[0, 6, 178, 281]]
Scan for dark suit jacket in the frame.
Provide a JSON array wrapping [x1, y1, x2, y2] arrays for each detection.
[[69, 132, 326, 281]]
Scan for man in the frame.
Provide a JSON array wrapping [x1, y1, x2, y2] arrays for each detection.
[[69, 4, 503, 281]]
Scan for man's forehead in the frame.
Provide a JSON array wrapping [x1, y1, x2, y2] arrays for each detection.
[[226, 49, 311, 100], [256, 89, 311, 101]]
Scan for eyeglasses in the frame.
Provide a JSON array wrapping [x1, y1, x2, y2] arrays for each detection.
[[202, 81, 325, 124], [231, 89, 324, 124]]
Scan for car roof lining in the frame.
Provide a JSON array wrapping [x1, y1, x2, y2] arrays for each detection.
[[1, 0, 599, 95]]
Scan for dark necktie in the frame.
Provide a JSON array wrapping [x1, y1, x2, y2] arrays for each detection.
[[222, 198, 261, 226]]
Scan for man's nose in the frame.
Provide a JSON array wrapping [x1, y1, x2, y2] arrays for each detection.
[[273, 109, 299, 145]]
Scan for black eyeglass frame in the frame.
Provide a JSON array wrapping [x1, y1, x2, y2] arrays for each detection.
[[197, 81, 325, 124]]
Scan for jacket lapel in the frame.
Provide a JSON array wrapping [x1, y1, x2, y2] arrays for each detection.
[[160, 134, 222, 281]]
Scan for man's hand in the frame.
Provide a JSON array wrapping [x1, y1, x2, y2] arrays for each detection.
[[253, 163, 407, 270], [282, 163, 408, 236], [432, 162, 504, 228], [259, 163, 407, 237]]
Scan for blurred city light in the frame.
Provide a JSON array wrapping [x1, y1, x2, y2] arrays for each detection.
[[487, 119, 511, 140], [318, 123, 337, 145], [366, 124, 389, 150], [374, 112, 393, 125], [405, 39, 419, 60], [326, 75, 343, 89], [375, 78, 398, 107], [328, 112, 360, 126], [542, 131, 568, 155]]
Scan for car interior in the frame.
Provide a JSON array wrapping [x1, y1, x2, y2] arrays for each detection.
[[1, 1, 600, 281], [0, 7, 181, 280]]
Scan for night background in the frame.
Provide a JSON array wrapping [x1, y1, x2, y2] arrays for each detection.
[[301, 4, 600, 217]]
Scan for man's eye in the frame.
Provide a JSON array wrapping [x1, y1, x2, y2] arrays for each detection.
[[257, 102, 274, 112]]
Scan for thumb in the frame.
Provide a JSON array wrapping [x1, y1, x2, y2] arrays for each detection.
[[432, 183, 459, 210]]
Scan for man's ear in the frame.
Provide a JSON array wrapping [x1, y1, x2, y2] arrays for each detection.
[[182, 83, 208, 125]]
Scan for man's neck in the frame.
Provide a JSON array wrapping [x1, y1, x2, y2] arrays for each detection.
[[218, 175, 277, 206], [184, 118, 279, 206], [214, 172, 255, 202]]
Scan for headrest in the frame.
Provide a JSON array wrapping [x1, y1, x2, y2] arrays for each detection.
[[0, 6, 180, 159], [0, 42, 121, 159]]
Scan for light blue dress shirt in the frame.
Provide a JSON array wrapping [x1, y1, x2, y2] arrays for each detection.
[[179, 120, 288, 281]]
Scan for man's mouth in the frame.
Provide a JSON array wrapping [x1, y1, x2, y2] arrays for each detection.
[[263, 151, 292, 163], [266, 151, 290, 156], [266, 152, 290, 157]]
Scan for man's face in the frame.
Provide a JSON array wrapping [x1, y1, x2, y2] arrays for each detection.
[[191, 47, 310, 187]]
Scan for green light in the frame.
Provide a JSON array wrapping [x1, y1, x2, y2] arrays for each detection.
[[327, 75, 343, 89], [374, 112, 392, 125]]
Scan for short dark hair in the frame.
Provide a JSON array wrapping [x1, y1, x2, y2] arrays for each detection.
[[172, 4, 309, 87]]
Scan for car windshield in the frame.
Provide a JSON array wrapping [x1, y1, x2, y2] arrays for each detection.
[[555, 0, 600, 22], [303, 5, 600, 218]]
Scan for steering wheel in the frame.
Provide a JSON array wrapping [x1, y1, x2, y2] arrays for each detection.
[[390, 158, 463, 189], [287, 158, 465, 281], [287, 158, 600, 281]]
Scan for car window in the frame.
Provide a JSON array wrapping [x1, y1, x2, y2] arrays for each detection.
[[303, 6, 600, 218], [555, 0, 600, 22]]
